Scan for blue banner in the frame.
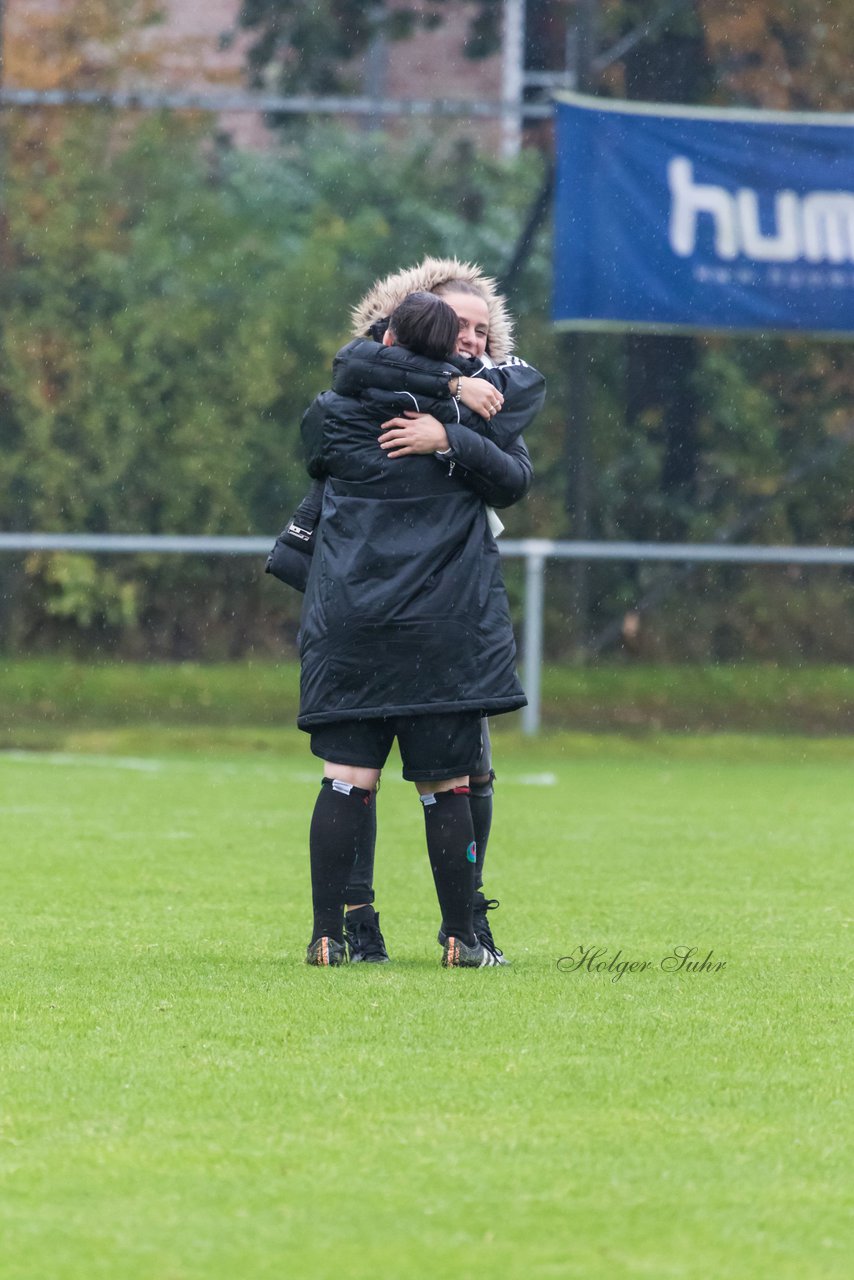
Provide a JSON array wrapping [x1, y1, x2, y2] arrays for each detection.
[[553, 92, 854, 335]]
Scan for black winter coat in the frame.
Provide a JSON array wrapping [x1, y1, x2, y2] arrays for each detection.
[[331, 339, 545, 457], [297, 344, 528, 728]]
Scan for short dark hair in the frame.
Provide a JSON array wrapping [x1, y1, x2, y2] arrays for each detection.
[[387, 291, 458, 361]]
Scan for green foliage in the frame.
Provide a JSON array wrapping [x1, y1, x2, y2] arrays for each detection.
[[27, 552, 138, 630], [4, 659, 854, 742]]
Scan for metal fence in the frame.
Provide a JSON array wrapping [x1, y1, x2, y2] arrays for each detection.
[[3, 532, 854, 733]]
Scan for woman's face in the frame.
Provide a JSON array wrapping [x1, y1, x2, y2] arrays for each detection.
[[441, 291, 490, 359]]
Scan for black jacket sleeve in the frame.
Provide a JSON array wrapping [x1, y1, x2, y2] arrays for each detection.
[[441, 426, 533, 509], [301, 391, 335, 480], [331, 342, 545, 454], [332, 339, 458, 401], [461, 357, 546, 451], [360, 386, 460, 423]]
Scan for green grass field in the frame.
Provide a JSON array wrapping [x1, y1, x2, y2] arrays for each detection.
[[2, 670, 853, 1278]]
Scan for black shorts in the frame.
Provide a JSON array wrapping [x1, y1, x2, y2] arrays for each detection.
[[310, 711, 484, 782]]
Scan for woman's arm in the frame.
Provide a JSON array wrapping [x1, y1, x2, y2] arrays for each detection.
[[378, 414, 451, 456], [300, 391, 336, 480], [331, 339, 544, 451], [378, 413, 533, 509], [457, 356, 546, 450], [332, 339, 458, 401], [444, 424, 534, 508]]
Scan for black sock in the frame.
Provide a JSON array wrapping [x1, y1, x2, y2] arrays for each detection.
[[469, 772, 494, 893], [421, 788, 476, 946], [343, 790, 377, 906], [345, 904, 375, 924], [309, 779, 375, 944]]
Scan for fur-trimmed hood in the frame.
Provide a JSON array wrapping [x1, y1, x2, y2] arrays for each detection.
[[350, 257, 513, 363]]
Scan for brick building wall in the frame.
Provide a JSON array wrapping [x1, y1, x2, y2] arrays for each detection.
[[4, 0, 507, 152]]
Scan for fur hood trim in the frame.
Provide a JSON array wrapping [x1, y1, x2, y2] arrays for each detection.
[[350, 257, 513, 362]]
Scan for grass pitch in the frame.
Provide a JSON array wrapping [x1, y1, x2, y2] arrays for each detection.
[[1, 727, 851, 1279]]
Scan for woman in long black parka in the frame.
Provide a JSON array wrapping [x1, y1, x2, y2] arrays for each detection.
[[298, 291, 526, 969]]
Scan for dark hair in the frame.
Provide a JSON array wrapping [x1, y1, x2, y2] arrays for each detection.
[[368, 318, 390, 342], [387, 291, 458, 361]]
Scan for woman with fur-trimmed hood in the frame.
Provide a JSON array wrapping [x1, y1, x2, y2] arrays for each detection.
[[268, 258, 543, 587], [351, 257, 514, 362], [347, 257, 542, 454]]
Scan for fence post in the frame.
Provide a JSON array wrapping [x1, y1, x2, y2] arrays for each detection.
[[522, 545, 546, 735]]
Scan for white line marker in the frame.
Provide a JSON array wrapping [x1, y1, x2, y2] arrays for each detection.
[[0, 751, 165, 772]]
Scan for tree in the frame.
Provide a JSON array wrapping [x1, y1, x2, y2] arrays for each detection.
[[595, 1, 854, 112], [699, 0, 854, 112], [236, 0, 505, 96], [3, 0, 163, 92]]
